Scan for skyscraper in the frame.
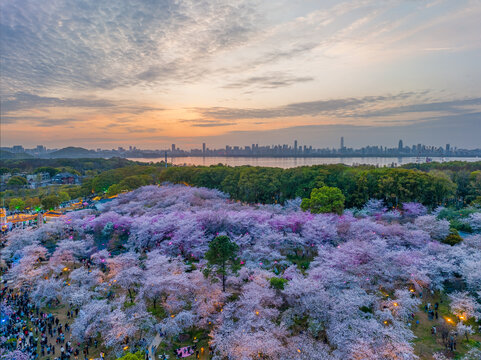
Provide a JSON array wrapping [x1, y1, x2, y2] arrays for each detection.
[[398, 139, 403, 152], [171, 144, 176, 152], [340, 137, 344, 150], [446, 144, 450, 153], [294, 140, 298, 153], [202, 143, 206, 154]]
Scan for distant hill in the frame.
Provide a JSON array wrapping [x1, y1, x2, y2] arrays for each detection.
[[0, 150, 34, 160], [43, 147, 101, 158]]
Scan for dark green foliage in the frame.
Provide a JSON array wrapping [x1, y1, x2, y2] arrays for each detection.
[[157, 163, 474, 208], [117, 351, 145, 360], [360, 306, 373, 314], [442, 229, 463, 246], [301, 186, 345, 214], [91, 166, 157, 193], [7, 176, 27, 186], [269, 277, 288, 290], [33, 166, 59, 177], [41, 194, 61, 210], [205, 235, 239, 292], [0, 157, 136, 175]]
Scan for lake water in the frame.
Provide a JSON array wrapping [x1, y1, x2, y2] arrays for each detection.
[[129, 156, 480, 169]]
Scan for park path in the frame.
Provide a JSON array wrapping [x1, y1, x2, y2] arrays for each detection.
[[148, 333, 162, 360]]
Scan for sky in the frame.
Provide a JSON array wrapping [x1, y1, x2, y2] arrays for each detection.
[[1, 0, 481, 150]]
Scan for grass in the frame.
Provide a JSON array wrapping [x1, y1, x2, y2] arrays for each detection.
[[411, 292, 481, 359], [155, 327, 211, 359]]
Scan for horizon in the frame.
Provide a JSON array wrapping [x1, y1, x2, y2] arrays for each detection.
[[3, 137, 481, 152], [1, 0, 481, 148]]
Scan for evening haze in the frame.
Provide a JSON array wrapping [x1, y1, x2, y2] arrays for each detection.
[[1, 0, 481, 149]]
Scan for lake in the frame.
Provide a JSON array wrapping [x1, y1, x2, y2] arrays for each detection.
[[128, 156, 480, 169]]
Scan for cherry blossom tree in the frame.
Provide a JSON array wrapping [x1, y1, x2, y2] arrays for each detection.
[[449, 292, 480, 320], [413, 215, 450, 240], [466, 212, 481, 232]]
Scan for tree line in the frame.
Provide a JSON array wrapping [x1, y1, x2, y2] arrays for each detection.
[[156, 163, 481, 208], [2, 161, 481, 210]]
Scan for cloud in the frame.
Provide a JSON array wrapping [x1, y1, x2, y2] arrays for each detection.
[[0, 116, 81, 126], [194, 91, 426, 120], [0, 92, 164, 119], [192, 122, 237, 127], [1, 93, 116, 113], [0, 0, 259, 93], [353, 98, 481, 117], [223, 73, 314, 89], [180, 119, 237, 127]]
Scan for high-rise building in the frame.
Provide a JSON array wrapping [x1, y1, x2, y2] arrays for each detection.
[[294, 140, 298, 153], [446, 144, 450, 153], [171, 144, 176, 152], [340, 137, 344, 150], [202, 143, 206, 154], [398, 140, 403, 152]]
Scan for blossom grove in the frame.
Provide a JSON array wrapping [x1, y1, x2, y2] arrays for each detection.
[[1, 185, 480, 359]]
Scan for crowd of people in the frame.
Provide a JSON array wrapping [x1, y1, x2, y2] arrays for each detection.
[[0, 285, 101, 360]]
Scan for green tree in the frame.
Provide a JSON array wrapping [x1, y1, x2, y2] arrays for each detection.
[[33, 167, 59, 177], [442, 229, 463, 246], [58, 191, 70, 203], [8, 198, 25, 211], [26, 197, 41, 210], [117, 351, 144, 360], [41, 195, 60, 210], [205, 235, 239, 292], [301, 186, 345, 214], [118, 174, 152, 190], [7, 176, 27, 187], [269, 277, 288, 290], [107, 183, 128, 197]]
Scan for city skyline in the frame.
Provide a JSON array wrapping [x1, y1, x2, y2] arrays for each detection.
[[3, 137, 480, 159], [1, 0, 481, 149]]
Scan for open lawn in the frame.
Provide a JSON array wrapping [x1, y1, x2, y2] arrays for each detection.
[[412, 292, 481, 359]]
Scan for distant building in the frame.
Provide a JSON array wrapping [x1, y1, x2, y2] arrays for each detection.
[[340, 137, 344, 150], [446, 144, 450, 153], [52, 172, 79, 185], [171, 144, 176, 152], [12, 145, 24, 153], [398, 140, 403, 152], [202, 143, 206, 154]]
